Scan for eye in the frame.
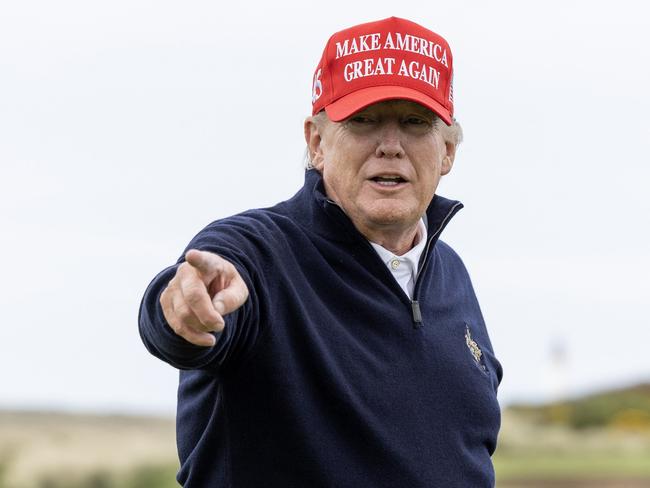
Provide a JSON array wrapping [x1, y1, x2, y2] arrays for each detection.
[[403, 115, 429, 126], [348, 114, 376, 124]]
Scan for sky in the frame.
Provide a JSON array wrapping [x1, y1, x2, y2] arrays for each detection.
[[1, 0, 649, 415]]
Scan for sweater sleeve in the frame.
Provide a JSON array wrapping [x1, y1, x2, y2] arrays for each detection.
[[138, 216, 269, 373]]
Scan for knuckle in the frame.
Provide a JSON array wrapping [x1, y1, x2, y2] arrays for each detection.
[[202, 316, 221, 331], [161, 299, 174, 321], [184, 288, 204, 307], [178, 262, 197, 279], [176, 326, 192, 341], [227, 264, 240, 279], [176, 305, 194, 324], [177, 323, 201, 343], [166, 317, 181, 334], [203, 315, 222, 330], [161, 281, 173, 299], [239, 281, 250, 298], [213, 262, 225, 276], [214, 256, 229, 271], [234, 285, 248, 304]]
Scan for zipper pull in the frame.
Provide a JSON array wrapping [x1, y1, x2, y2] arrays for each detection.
[[411, 300, 423, 328]]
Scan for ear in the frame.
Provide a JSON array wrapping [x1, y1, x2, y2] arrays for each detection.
[[441, 140, 456, 175], [304, 117, 325, 171]]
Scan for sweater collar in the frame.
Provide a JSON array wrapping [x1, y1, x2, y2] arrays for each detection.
[[292, 169, 464, 247]]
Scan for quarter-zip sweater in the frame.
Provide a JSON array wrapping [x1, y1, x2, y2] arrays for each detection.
[[139, 169, 503, 488]]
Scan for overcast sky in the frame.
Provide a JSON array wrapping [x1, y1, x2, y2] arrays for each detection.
[[1, 0, 648, 415]]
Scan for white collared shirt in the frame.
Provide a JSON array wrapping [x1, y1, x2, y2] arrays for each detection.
[[368, 218, 428, 299]]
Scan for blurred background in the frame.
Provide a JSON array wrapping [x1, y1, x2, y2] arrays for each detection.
[[1, 0, 649, 486]]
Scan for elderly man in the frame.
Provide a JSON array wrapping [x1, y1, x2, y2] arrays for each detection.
[[139, 16, 502, 487]]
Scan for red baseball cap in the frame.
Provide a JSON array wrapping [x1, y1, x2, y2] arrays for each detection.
[[311, 17, 454, 125]]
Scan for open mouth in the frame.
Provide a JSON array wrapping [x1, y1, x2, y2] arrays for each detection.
[[370, 176, 407, 186]]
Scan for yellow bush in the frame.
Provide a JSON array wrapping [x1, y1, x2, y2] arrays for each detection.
[[609, 408, 650, 431]]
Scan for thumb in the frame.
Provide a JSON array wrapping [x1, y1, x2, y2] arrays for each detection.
[[212, 273, 249, 316]]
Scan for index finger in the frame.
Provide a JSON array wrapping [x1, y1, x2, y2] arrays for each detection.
[[185, 249, 223, 279]]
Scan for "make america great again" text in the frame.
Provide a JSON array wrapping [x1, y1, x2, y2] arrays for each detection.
[[335, 32, 449, 67], [334, 32, 449, 89]]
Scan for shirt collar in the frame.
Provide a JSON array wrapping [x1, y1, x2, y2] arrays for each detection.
[[369, 217, 428, 263]]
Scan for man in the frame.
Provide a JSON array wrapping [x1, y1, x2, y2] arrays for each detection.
[[139, 17, 502, 487]]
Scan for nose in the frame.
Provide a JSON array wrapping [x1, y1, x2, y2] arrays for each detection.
[[375, 122, 405, 159]]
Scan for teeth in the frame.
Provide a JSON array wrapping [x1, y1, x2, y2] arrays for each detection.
[[373, 175, 404, 185]]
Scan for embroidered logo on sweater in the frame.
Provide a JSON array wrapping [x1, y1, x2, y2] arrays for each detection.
[[465, 324, 485, 371]]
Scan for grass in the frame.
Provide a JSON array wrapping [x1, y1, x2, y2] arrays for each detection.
[[3, 388, 650, 487], [494, 405, 650, 484], [0, 410, 178, 488], [22, 464, 180, 488], [494, 451, 650, 480]]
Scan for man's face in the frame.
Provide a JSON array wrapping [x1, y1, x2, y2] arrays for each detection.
[[305, 100, 455, 237]]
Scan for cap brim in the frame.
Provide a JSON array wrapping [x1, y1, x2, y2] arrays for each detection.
[[324, 86, 453, 125]]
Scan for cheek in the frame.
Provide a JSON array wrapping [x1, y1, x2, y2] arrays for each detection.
[[323, 152, 357, 186], [415, 161, 442, 197], [321, 160, 350, 201]]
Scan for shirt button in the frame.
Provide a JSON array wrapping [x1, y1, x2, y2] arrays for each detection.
[[390, 258, 400, 270]]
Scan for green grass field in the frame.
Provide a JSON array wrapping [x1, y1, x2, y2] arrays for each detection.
[[2, 384, 650, 487], [0, 411, 178, 488], [495, 450, 650, 484], [494, 385, 650, 487]]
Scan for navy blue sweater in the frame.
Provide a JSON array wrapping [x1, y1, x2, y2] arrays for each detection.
[[139, 169, 502, 487]]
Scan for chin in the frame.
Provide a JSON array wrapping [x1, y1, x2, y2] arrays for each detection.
[[363, 203, 419, 228]]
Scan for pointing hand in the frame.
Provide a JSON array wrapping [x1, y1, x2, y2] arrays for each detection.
[[160, 249, 249, 347]]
